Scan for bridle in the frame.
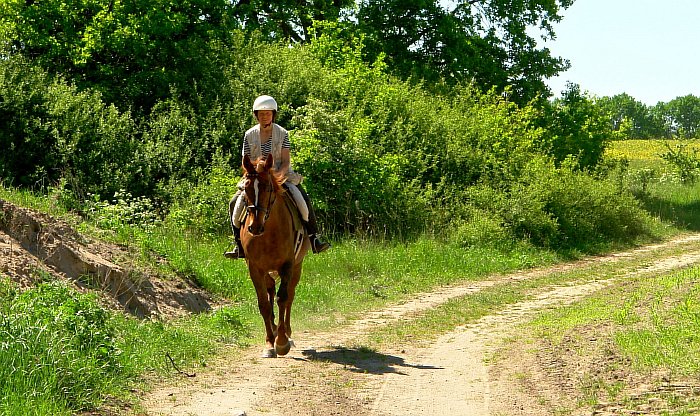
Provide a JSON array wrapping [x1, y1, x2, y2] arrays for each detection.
[[245, 170, 277, 233]]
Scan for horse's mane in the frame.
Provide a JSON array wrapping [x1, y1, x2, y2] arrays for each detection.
[[248, 157, 286, 193]]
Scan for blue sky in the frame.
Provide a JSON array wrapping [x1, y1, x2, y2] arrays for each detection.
[[541, 0, 700, 105]]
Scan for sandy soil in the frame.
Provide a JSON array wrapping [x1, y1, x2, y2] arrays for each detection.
[[143, 234, 700, 416]]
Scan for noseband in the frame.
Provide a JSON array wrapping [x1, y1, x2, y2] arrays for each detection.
[[245, 171, 277, 233]]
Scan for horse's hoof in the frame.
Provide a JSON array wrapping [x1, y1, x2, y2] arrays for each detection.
[[275, 341, 292, 356], [261, 348, 277, 358]]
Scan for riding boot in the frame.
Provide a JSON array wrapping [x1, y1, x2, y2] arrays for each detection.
[[301, 218, 330, 254], [224, 226, 245, 259], [310, 232, 331, 254]]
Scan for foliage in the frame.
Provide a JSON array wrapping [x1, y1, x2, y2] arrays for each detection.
[[662, 94, 700, 138], [164, 159, 240, 236], [660, 141, 700, 184], [538, 83, 611, 170], [354, 0, 573, 102], [0, 0, 574, 111], [0, 17, 658, 248], [460, 159, 654, 248], [0, 280, 120, 414], [0, 56, 139, 197], [596, 93, 667, 139], [596, 93, 700, 140], [84, 190, 162, 232], [0, 0, 236, 113], [230, 0, 353, 43]]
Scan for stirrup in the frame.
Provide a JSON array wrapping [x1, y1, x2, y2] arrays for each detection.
[[311, 236, 330, 254], [224, 243, 244, 259]]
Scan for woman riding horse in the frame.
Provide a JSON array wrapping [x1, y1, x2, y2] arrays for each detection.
[[225, 95, 330, 259]]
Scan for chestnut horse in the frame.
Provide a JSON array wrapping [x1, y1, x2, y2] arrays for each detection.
[[240, 153, 310, 358]]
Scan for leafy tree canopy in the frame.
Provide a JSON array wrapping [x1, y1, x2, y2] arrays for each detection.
[[662, 94, 700, 138], [353, 0, 574, 103], [596, 93, 667, 139], [0, 0, 237, 111], [0, 0, 574, 110]]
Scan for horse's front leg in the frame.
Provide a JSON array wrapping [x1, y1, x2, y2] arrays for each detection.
[[275, 262, 301, 356], [267, 286, 277, 338], [251, 268, 277, 358], [283, 263, 302, 339]]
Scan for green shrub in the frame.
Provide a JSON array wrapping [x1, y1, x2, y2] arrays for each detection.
[[538, 83, 612, 171], [660, 142, 700, 184], [0, 56, 139, 198], [509, 160, 654, 248], [165, 159, 240, 236]]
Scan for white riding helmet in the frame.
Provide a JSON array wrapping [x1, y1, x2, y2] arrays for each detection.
[[252, 95, 278, 112]]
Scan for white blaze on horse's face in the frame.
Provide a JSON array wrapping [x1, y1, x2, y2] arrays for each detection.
[[253, 177, 260, 207]]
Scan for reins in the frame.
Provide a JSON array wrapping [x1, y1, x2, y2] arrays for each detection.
[[245, 170, 277, 232]]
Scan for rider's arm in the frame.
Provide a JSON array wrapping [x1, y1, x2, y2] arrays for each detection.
[[279, 147, 291, 174]]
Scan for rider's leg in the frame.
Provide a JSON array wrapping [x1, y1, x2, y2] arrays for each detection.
[[296, 185, 330, 254], [224, 191, 246, 259]]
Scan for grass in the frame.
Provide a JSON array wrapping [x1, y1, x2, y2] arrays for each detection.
[[522, 263, 700, 414], [358, 232, 700, 347], [0, 209, 568, 415], [0, 277, 251, 415], [1, 138, 700, 414]]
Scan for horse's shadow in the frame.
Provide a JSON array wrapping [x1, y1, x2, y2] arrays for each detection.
[[299, 346, 442, 375]]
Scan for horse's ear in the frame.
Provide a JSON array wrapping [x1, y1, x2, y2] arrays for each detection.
[[264, 153, 274, 170], [243, 154, 255, 173]]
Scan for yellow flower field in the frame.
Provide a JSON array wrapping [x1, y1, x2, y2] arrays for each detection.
[[606, 139, 700, 168]]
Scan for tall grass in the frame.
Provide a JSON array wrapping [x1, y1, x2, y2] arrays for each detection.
[[0, 280, 120, 415], [0, 276, 249, 416]]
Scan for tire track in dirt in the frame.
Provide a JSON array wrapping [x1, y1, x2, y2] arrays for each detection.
[[370, 280, 615, 416], [143, 234, 700, 416]]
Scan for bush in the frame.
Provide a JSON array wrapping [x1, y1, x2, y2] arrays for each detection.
[[165, 159, 240, 236], [0, 56, 139, 198], [508, 160, 654, 248], [660, 142, 700, 184], [538, 83, 612, 170]]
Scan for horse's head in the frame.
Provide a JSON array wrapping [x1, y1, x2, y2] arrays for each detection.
[[242, 153, 281, 235]]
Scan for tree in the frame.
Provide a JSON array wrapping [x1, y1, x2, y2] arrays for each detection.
[[596, 93, 666, 139], [354, 0, 573, 103], [662, 94, 700, 138], [538, 83, 611, 170], [0, 0, 237, 112], [230, 0, 353, 43]]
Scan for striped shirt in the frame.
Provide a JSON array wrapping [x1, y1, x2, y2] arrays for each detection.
[[243, 132, 290, 158]]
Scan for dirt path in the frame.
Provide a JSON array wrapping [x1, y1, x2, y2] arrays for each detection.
[[143, 234, 700, 416]]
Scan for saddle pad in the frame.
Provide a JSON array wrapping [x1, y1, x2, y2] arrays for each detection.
[[283, 191, 304, 233]]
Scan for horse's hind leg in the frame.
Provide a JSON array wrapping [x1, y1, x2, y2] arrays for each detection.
[[267, 286, 277, 337], [284, 263, 302, 338]]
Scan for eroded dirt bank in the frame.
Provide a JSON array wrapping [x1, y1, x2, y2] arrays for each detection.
[[0, 199, 213, 318]]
